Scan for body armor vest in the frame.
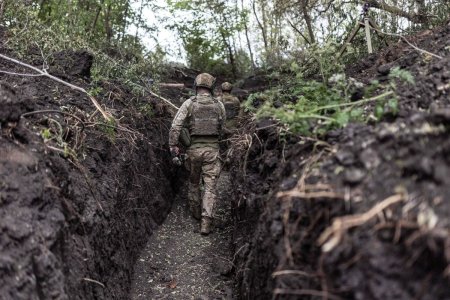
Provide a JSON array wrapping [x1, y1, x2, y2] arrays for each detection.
[[189, 96, 221, 136], [223, 95, 240, 120]]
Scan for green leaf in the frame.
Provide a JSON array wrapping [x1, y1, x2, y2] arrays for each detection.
[[375, 105, 384, 119], [335, 112, 350, 127], [387, 98, 399, 115]]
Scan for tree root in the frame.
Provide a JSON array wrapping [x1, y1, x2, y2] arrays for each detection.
[[318, 193, 405, 252]]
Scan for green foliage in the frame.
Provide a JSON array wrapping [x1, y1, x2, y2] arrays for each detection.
[[40, 128, 52, 140], [389, 67, 415, 84], [246, 67, 412, 136], [2, 1, 164, 100], [99, 119, 118, 142], [139, 103, 154, 118], [167, 0, 250, 77]]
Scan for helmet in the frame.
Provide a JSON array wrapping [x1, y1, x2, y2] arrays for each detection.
[[194, 73, 216, 90], [221, 82, 233, 91]]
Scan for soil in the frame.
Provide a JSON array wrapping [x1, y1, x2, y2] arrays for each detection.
[[1, 21, 450, 300], [0, 45, 175, 299], [230, 23, 450, 299], [130, 172, 234, 300]]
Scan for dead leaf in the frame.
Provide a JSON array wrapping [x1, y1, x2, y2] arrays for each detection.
[[167, 280, 177, 289]]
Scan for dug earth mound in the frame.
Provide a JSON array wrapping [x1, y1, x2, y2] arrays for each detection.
[[230, 24, 450, 299], [0, 49, 174, 299]]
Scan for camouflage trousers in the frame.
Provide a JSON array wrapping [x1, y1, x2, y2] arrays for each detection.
[[186, 146, 221, 219]]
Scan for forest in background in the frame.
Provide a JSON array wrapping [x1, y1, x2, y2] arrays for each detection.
[[0, 0, 449, 135]]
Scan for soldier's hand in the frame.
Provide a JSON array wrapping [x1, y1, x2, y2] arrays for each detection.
[[170, 146, 180, 157]]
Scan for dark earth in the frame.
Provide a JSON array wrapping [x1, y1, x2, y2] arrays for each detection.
[[1, 22, 450, 300]]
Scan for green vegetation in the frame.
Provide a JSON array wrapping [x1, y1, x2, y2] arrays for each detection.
[[1, 1, 164, 97], [245, 67, 414, 136]]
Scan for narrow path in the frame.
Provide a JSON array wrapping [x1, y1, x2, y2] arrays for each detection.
[[131, 172, 233, 299]]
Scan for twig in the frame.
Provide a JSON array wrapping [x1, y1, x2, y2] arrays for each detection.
[[242, 134, 253, 176], [0, 53, 111, 121], [148, 90, 179, 110], [308, 91, 394, 114], [273, 288, 342, 300], [277, 190, 344, 199], [318, 194, 405, 252], [371, 27, 443, 59], [0, 70, 44, 77], [272, 270, 316, 277], [21, 109, 85, 129], [82, 278, 105, 288]]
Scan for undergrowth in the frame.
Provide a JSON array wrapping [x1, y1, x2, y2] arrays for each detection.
[[2, 6, 165, 99], [244, 66, 414, 136]]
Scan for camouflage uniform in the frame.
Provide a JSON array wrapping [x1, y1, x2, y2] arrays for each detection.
[[220, 93, 241, 131], [169, 94, 226, 220]]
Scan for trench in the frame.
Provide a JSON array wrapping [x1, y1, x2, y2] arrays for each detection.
[[130, 171, 235, 299]]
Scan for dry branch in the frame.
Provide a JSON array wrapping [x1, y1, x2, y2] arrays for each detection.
[[318, 194, 405, 252], [82, 278, 105, 288], [0, 53, 112, 121], [148, 90, 179, 111], [273, 288, 342, 300], [370, 27, 443, 59]]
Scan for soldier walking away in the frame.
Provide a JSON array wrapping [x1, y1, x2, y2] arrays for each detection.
[[220, 82, 241, 132], [169, 73, 226, 235]]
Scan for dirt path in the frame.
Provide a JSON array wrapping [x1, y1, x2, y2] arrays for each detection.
[[130, 172, 234, 300]]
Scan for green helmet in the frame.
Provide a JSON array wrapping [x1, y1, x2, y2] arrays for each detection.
[[221, 82, 233, 92], [194, 73, 216, 90]]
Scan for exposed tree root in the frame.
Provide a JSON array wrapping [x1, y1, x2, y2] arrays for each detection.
[[318, 193, 405, 252]]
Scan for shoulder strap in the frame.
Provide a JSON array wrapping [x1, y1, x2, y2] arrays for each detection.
[[187, 96, 196, 115]]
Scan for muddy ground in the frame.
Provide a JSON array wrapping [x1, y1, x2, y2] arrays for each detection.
[[230, 23, 450, 299]]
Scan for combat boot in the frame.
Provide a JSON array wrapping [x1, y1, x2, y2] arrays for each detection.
[[200, 217, 212, 235], [189, 205, 201, 220]]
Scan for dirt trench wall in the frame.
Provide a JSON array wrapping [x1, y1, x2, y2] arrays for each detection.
[[231, 24, 450, 300], [0, 49, 174, 299]]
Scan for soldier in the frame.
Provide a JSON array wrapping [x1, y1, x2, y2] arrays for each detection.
[[169, 73, 226, 235], [220, 82, 241, 132]]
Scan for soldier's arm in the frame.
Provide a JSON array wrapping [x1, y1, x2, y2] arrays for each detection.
[[218, 101, 226, 126], [169, 99, 191, 147]]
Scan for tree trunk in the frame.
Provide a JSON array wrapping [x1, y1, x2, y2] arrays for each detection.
[[242, 0, 256, 73], [91, 4, 102, 36], [301, 0, 315, 44], [105, 2, 113, 43], [120, 1, 129, 40], [365, 0, 429, 23], [0, 0, 6, 22], [252, 0, 268, 54]]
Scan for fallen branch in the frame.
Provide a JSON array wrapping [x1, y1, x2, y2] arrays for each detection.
[[148, 90, 179, 110], [0, 53, 112, 121], [273, 288, 342, 300], [82, 278, 105, 288], [318, 194, 405, 252], [158, 83, 185, 88], [370, 27, 443, 60], [21, 109, 85, 129], [0, 70, 44, 77], [308, 91, 394, 114], [272, 270, 316, 277]]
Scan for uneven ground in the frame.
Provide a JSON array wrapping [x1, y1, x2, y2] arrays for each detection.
[[0, 40, 175, 299], [1, 22, 450, 300], [131, 172, 234, 299], [231, 23, 450, 299]]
